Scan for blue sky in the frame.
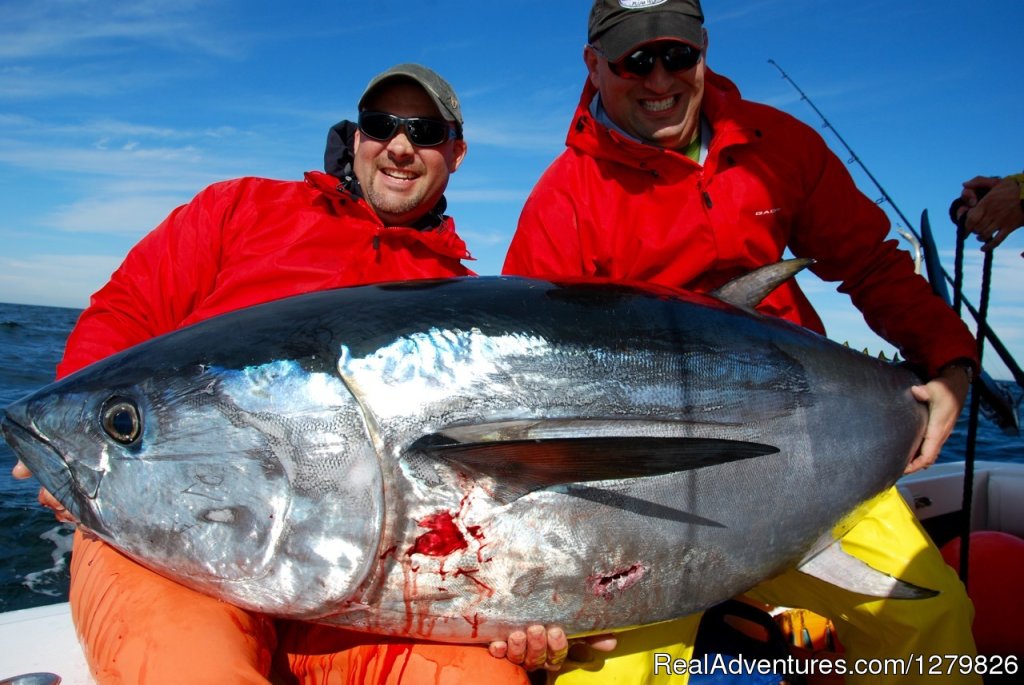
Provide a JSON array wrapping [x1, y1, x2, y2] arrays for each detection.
[[1, 0, 1021, 379]]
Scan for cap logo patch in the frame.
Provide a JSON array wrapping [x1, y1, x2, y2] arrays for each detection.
[[619, 0, 669, 7]]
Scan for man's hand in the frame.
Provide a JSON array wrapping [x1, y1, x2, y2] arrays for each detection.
[[488, 626, 616, 672], [907, 364, 970, 473], [959, 175, 1024, 251], [12, 460, 76, 523]]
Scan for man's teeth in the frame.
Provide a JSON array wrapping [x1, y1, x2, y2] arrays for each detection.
[[642, 97, 676, 112], [384, 169, 416, 180]]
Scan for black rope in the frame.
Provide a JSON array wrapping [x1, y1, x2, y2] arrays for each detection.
[[953, 213, 994, 584], [953, 230, 966, 317]]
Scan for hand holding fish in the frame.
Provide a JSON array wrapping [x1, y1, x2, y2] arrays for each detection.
[[11, 461, 76, 524], [907, 363, 971, 473], [488, 625, 616, 672]]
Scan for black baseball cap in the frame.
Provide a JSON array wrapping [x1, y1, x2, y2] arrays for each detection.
[[358, 63, 463, 132], [588, 0, 705, 61]]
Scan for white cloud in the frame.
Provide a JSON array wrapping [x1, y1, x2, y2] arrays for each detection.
[[0, 1, 245, 61], [43, 194, 189, 236], [0, 254, 123, 309], [0, 136, 203, 176], [0, 125, 269, 202]]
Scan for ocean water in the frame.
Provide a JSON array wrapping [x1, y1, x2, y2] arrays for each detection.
[[0, 301, 1021, 613], [1, 302, 82, 612]]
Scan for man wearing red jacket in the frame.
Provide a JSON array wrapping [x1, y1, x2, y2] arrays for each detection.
[[13, 63, 565, 684], [503, 2, 980, 684]]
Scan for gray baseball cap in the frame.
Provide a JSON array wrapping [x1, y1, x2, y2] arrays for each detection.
[[589, 0, 705, 61], [358, 63, 463, 132]]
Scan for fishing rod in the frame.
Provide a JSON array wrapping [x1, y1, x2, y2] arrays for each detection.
[[767, 60, 920, 237], [767, 59, 1023, 393]]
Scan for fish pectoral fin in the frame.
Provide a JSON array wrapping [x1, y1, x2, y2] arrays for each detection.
[[796, 540, 938, 599], [416, 435, 778, 503]]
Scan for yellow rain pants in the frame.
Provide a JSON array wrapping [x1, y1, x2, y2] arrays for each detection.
[[548, 486, 980, 685]]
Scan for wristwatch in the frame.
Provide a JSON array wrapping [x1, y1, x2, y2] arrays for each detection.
[[1009, 172, 1024, 213], [939, 359, 975, 384]]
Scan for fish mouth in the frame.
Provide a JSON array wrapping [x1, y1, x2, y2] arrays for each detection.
[[1, 409, 84, 522]]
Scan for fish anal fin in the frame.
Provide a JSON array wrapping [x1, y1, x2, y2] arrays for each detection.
[[797, 540, 938, 599]]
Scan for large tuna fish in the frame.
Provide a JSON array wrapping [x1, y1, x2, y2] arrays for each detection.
[[2, 268, 928, 642]]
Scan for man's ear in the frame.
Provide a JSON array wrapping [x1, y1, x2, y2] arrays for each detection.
[[449, 139, 468, 173], [583, 45, 601, 88]]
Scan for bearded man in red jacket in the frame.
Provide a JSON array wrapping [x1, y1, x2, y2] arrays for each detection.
[[503, 2, 981, 684], [13, 63, 573, 685]]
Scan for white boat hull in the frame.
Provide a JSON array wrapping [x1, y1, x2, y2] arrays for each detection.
[[0, 602, 91, 684], [898, 459, 1024, 539]]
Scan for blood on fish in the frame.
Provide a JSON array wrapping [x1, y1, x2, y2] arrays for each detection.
[[407, 511, 468, 557], [462, 613, 482, 639], [453, 567, 494, 595], [464, 524, 493, 563], [588, 564, 648, 599]]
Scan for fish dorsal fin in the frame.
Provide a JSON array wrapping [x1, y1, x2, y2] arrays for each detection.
[[797, 540, 938, 599], [416, 436, 778, 504], [711, 258, 815, 310]]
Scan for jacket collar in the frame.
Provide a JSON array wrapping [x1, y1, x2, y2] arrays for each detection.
[[566, 68, 761, 171], [322, 119, 450, 231], [303, 170, 471, 261]]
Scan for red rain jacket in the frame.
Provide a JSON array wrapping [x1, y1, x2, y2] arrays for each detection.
[[57, 171, 473, 378], [503, 71, 976, 377]]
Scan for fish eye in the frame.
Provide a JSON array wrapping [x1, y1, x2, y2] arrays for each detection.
[[101, 398, 142, 445]]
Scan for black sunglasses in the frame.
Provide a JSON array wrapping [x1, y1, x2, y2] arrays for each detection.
[[358, 111, 457, 147], [592, 42, 703, 79]]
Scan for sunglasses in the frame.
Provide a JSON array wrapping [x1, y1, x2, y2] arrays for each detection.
[[593, 42, 703, 79], [358, 111, 457, 147]]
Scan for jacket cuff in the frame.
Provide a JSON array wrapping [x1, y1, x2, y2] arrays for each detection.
[[936, 357, 978, 384]]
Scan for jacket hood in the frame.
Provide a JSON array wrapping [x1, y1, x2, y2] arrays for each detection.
[[323, 119, 450, 230], [325, 119, 359, 181]]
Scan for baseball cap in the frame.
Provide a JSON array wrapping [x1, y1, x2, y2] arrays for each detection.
[[588, 0, 705, 61], [358, 63, 463, 132]]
